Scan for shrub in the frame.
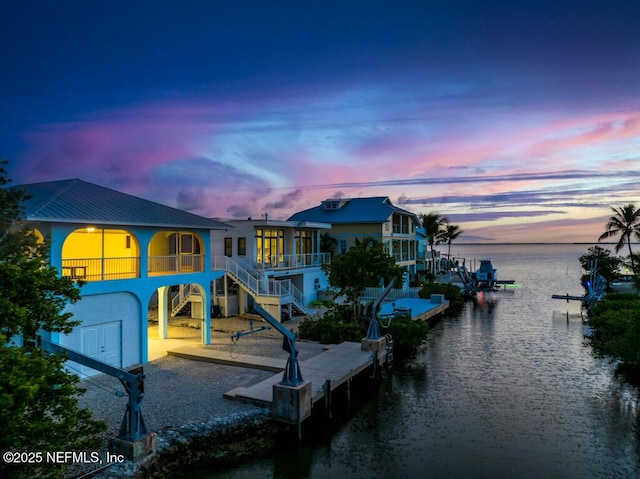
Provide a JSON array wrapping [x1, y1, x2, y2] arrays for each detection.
[[380, 315, 429, 361], [298, 306, 362, 344], [299, 303, 431, 363], [418, 283, 464, 315], [589, 293, 640, 366]]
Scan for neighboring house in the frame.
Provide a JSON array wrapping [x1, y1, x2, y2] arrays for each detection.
[[14, 179, 231, 375], [288, 196, 420, 279], [210, 218, 332, 320]]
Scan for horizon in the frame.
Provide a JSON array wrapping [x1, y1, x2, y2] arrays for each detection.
[[2, 1, 639, 244]]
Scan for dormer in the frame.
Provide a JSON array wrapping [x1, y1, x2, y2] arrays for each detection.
[[321, 198, 350, 211]]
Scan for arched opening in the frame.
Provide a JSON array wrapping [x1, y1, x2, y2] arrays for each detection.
[[148, 231, 204, 276], [147, 282, 209, 360], [61, 227, 140, 281]]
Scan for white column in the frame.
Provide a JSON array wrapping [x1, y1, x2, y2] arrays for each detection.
[[157, 286, 169, 339]]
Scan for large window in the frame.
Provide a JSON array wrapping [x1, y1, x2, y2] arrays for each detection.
[[256, 229, 284, 264], [295, 230, 317, 256]]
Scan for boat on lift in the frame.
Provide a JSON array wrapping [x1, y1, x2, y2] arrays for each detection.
[[444, 258, 515, 296]]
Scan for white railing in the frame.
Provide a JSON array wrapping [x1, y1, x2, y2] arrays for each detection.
[[268, 278, 306, 311], [282, 279, 306, 312], [213, 256, 308, 313], [171, 284, 201, 316], [255, 252, 331, 271], [362, 287, 422, 301], [148, 254, 204, 275], [213, 256, 275, 297], [62, 257, 140, 282], [392, 253, 416, 262]]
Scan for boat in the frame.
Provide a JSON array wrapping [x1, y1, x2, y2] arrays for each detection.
[[438, 258, 514, 296]]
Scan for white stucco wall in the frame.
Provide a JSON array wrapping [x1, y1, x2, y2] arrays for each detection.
[[61, 292, 141, 375]]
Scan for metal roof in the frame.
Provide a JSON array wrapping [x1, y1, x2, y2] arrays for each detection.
[[14, 178, 231, 230], [287, 196, 419, 225]]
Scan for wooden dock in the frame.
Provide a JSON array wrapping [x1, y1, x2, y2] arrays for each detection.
[[223, 341, 378, 408]]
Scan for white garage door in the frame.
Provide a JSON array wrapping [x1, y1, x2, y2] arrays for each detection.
[[81, 321, 121, 375]]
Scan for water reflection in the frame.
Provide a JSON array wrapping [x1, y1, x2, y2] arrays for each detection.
[[194, 246, 640, 479]]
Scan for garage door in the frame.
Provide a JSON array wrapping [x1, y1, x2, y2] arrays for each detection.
[[81, 321, 121, 375]]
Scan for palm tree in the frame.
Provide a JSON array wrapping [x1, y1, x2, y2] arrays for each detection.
[[419, 213, 447, 274], [438, 223, 464, 260], [598, 204, 640, 274]]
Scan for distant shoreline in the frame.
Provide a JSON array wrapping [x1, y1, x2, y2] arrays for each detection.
[[454, 242, 605, 246]]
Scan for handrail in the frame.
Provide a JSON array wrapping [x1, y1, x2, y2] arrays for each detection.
[[255, 252, 331, 270], [214, 256, 276, 297], [171, 284, 201, 316]]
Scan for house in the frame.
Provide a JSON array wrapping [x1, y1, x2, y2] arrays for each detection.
[[14, 178, 231, 374], [287, 196, 420, 279], [210, 218, 332, 321]]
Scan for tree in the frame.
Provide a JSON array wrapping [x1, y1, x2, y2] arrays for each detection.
[[578, 245, 621, 291], [419, 213, 447, 273], [321, 237, 404, 320], [598, 204, 640, 274], [0, 161, 106, 479], [437, 223, 463, 260], [320, 232, 338, 259]]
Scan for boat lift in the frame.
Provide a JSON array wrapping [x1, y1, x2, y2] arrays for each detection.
[[455, 259, 515, 296], [230, 318, 271, 342], [365, 278, 396, 340], [37, 336, 155, 461], [552, 259, 605, 314], [249, 299, 303, 386]]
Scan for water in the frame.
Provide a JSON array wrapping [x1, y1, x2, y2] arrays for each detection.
[[190, 244, 640, 478]]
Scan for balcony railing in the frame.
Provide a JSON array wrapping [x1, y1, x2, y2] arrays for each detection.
[[148, 254, 204, 275], [392, 224, 410, 234], [255, 252, 331, 271], [392, 253, 416, 263], [62, 257, 140, 282]]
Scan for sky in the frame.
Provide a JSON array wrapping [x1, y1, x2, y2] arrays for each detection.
[[2, 0, 639, 243]]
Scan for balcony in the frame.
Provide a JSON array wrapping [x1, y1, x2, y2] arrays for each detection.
[[392, 224, 410, 235], [61, 254, 206, 282], [62, 257, 140, 282], [255, 252, 331, 271], [392, 253, 415, 263], [148, 254, 204, 275]]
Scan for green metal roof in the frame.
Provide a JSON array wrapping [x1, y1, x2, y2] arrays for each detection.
[[14, 178, 231, 230], [287, 196, 419, 225]]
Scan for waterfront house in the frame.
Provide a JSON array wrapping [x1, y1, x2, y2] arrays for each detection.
[[210, 218, 332, 320], [287, 196, 420, 280], [14, 178, 231, 374]]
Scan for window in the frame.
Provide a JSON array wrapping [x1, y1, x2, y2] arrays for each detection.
[[181, 234, 194, 253], [256, 229, 284, 263], [224, 237, 232, 257], [339, 239, 347, 255], [238, 237, 246, 256], [125, 235, 131, 249], [169, 233, 201, 254]]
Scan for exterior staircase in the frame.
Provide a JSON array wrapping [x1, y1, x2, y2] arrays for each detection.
[[215, 256, 308, 316], [171, 284, 201, 316]]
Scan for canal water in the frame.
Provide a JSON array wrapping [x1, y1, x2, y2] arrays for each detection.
[[190, 244, 640, 478]]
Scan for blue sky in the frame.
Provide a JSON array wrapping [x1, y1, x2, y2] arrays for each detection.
[[2, 0, 639, 242]]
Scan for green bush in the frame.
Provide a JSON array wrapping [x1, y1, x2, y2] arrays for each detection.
[[418, 283, 464, 315], [298, 307, 362, 344], [589, 293, 640, 366], [380, 315, 429, 361], [299, 304, 430, 363]]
